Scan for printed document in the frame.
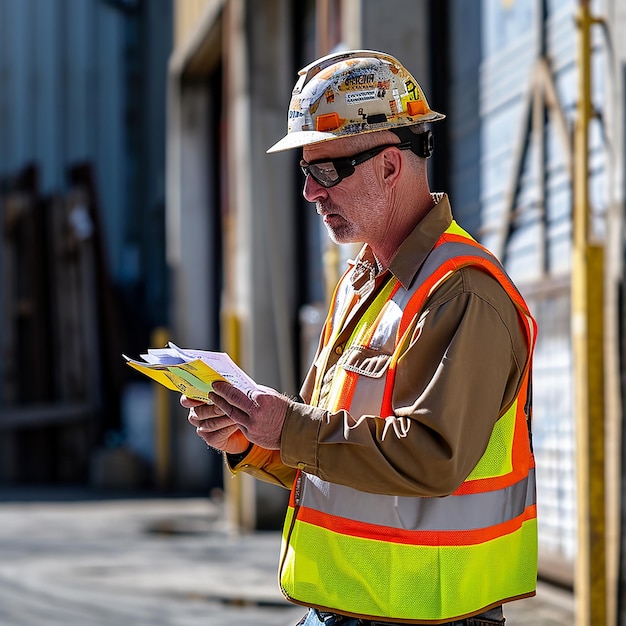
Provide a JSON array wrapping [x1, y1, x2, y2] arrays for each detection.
[[123, 343, 259, 403]]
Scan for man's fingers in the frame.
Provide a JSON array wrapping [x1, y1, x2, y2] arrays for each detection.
[[204, 393, 254, 437], [206, 381, 286, 450], [199, 422, 240, 438], [211, 382, 257, 412], [180, 395, 205, 408], [196, 415, 238, 433], [189, 402, 226, 420], [207, 392, 234, 418], [197, 427, 249, 455]]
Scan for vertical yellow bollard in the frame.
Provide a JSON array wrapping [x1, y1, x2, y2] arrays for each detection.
[[152, 327, 171, 490], [221, 310, 256, 533], [573, 2, 606, 624]]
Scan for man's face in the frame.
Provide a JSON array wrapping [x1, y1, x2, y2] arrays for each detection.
[[301, 137, 393, 247]]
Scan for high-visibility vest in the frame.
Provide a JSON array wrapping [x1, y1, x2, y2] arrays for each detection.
[[279, 221, 538, 624]]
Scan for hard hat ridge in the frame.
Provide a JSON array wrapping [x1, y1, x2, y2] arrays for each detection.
[[267, 49, 445, 153]]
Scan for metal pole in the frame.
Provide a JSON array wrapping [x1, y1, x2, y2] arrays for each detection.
[[152, 327, 171, 490], [573, 1, 606, 624], [315, 0, 344, 305]]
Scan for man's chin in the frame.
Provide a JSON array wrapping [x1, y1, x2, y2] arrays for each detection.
[[323, 216, 352, 242], [324, 225, 347, 244]]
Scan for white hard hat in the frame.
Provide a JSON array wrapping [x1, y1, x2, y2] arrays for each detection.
[[267, 49, 445, 153]]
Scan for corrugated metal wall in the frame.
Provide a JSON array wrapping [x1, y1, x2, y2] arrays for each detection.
[[481, 0, 577, 568], [449, 0, 608, 578], [0, 0, 172, 353], [0, 0, 172, 486], [0, 0, 127, 281]]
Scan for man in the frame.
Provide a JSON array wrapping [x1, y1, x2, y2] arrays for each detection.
[[182, 50, 537, 626]]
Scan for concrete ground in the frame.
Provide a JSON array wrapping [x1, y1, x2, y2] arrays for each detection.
[[0, 489, 574, 626]]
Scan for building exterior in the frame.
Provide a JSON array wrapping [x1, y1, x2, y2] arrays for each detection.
[[0, 0, 172, 485], [168, 0, 626, 620]]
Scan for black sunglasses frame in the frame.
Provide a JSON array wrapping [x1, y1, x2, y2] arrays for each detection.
[[300, 142, 412, 189]]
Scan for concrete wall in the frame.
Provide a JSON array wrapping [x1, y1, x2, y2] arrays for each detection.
[[242, 0, 298, 393], [0, 0, 125, 278], [361, 0, 431, 96], [167, 0, 297, 501]]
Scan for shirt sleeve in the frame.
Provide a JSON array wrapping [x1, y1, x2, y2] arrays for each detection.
[[225, 445, 297, 489], [280, 266, 529, 497]]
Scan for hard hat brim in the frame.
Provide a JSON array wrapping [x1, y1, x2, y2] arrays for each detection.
[[266, 130, 337, 154], [266, 112, 446, 154]]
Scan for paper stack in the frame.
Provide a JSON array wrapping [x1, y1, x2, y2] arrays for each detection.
[[123, 343, 258, 403]]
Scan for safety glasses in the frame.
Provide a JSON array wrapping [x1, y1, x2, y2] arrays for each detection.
[[300, 142, 412, 188]]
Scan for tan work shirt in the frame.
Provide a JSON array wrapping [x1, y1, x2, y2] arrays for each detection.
[[230, 194, 530, 498]]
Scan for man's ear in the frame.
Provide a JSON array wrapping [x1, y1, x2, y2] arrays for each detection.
[[382, 148, 403, 187]]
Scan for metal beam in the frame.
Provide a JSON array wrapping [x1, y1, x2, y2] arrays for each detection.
[[572, 2, 607, 624]]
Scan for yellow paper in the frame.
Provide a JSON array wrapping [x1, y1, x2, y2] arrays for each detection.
[[126, 361, 181, 392], [123, 351, 238, 404]]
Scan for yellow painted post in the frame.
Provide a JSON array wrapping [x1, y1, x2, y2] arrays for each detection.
[[221, 309, 256, 533], [152, 327, 171, 490], [572, 2, 606, 624], [222, 310, 241, 529]]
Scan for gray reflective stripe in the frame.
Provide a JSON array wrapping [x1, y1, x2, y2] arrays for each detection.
[[388, 238, 513, 307], [300, 468, 536, 532], [419, 240, 524, 301]]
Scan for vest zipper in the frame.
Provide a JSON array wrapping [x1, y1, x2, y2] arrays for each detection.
[[293, 470, 303, 505]]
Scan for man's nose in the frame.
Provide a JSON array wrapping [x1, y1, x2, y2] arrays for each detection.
[[302, 174, 328, 203]]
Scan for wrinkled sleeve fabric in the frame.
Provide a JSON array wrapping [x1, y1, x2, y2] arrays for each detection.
[[225, 445, 296, 489], [280, 266, 529, 497]]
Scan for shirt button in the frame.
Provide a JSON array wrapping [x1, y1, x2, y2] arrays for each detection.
[[335, 345, 344, 355]]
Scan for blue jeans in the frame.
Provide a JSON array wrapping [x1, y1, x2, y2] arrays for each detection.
[[296, 607, 505, 625]]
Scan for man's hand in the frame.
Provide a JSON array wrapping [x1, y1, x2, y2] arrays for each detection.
[[181, 396, 250, 454], [208, 381, 289, 450]]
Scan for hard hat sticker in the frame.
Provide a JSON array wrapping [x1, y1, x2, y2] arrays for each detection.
[[346, 90, 378, 105], [343, 72, 377, 90]]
